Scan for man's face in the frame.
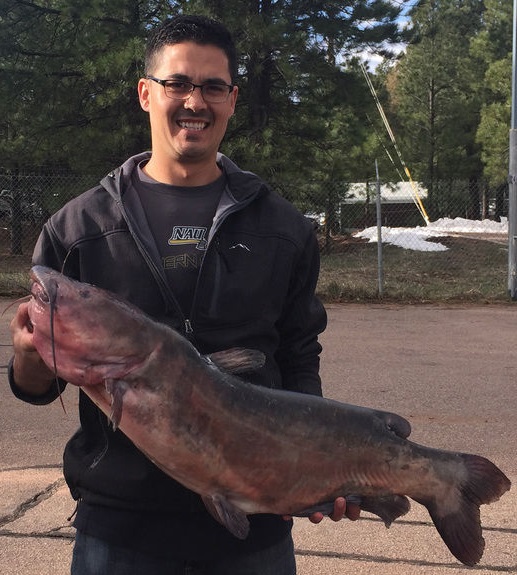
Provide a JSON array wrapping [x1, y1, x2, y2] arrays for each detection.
[[138, 42, 238, 166]]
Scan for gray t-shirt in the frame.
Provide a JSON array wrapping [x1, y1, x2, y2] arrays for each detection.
[[132, 163, 225, 315]]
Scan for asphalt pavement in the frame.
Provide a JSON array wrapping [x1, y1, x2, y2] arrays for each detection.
[[1, 301, 515, 574]]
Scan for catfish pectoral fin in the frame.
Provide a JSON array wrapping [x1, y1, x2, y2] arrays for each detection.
[[202, 494, 250, 539], [104, 379, 129, 431], [205, 348, 266, 374]]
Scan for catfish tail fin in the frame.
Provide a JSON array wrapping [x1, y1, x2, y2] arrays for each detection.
[[418, 454, 511, 566]]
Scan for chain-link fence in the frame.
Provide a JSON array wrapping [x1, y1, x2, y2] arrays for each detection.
[[0, 173, 97, 256], [281, 178, 510, 301], [0, 173, 510, 301]]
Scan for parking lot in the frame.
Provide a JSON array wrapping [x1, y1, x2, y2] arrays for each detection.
[[1, 302, 515, 574]]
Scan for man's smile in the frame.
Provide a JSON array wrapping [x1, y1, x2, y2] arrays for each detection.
[[177, 119, 210, 131]]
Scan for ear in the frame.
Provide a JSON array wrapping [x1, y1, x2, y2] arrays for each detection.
[[138, 78, 150, 112], [228, 85, 238, 116]]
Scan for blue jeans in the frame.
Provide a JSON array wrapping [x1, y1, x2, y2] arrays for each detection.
[[71, 530, 297, 575]]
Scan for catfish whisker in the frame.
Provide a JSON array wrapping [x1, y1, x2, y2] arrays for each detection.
[[45, 278, 67, 415], [1, 293, 32, 316], [61, 247, 75, 275]]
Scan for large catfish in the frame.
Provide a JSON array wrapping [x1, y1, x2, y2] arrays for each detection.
[[26, 265, 510, 566]]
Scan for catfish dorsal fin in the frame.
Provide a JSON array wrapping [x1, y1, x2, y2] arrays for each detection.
[[202, 494, 250, 539], [205, 348, 265, 374]]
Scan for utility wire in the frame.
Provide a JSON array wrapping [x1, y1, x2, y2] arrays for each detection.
[[360, 60, 429, 224]]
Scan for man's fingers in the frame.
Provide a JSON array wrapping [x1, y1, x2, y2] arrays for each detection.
[[328, 496, 346, 522], [345, 502, 361, 521]]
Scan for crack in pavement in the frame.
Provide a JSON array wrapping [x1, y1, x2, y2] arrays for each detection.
[[2, 463, 63, 472], [357, 514, 517, 535], [0, 477, 66, 530], [295, 548, 517, 572], [0, 530, 74, 540]]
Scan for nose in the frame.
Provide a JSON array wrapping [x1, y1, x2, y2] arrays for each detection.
[[183, 86, 207, 111]]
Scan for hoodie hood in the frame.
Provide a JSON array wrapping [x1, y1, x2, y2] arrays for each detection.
[[99, 151, 269, 206]]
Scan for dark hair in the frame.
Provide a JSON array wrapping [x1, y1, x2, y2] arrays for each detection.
[[145, 15, 238, 84]]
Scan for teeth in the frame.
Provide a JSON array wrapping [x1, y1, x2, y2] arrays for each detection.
[[178, 121, 207, 130]]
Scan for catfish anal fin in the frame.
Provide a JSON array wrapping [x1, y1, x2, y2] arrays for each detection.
[[295, 494, 410, 528]]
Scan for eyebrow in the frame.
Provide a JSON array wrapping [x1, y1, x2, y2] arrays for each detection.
[[165, 73, 231, 85]]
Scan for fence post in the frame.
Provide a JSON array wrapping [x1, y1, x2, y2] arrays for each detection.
[[509, 131, 517, 299], [509, 0, 517, 299], [375, 160, 384, 298]]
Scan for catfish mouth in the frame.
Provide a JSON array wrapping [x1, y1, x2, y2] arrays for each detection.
[[30, 266, 58, 310], [27, 267, 88, 382], [30, 278, 50, 306], [28, 274, 55, 333]]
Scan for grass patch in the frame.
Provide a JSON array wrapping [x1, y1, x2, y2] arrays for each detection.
[[0, 255, 32, 297], [317, 236, 510, 303], [0, 236, 511, 303]]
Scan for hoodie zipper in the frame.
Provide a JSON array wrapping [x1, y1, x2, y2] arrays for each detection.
[[107, 166, 265, 340], [184, 319, 193, 335], [187, 185, 263, 327], [109, 176, 190, 336]]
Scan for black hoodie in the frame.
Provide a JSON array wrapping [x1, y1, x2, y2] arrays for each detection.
[[10, 152, 327, 560]]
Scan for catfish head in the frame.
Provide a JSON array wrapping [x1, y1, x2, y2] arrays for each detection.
[[28, 265, 159, 387]]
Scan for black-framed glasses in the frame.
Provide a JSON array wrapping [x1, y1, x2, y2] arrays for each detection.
[[146, 76, 234, 103]]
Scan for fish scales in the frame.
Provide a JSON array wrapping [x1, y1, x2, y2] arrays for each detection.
[[27, 266, 511, 567]]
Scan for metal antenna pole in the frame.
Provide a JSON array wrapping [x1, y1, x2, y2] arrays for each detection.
[[508, 0, 517, 299]]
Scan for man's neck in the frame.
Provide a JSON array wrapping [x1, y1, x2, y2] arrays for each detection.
[[143, 155, 222, 187]]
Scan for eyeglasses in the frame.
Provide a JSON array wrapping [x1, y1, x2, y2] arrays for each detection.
[[146, 76, 234, 103]]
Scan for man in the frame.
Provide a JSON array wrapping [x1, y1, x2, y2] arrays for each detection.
[[9, 15, 358, 574]]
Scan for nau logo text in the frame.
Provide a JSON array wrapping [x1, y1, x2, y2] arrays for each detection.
[[168, 226, 208, 250]]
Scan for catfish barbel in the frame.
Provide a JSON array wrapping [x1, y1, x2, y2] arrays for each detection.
[[27, 265, 511, 566]]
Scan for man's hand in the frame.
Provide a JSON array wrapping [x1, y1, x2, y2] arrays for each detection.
[[10, 302, 55, 396], [10, 302, 33, 349], [282, 496, 361, 524]]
